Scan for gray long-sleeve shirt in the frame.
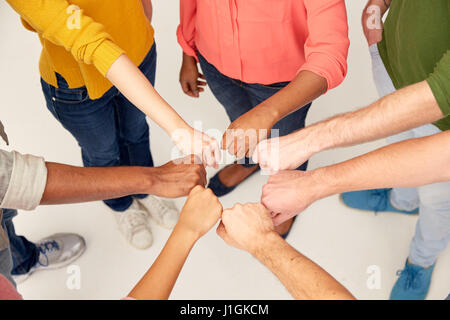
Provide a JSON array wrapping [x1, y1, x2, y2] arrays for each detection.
[[0, 150, 47, 250]]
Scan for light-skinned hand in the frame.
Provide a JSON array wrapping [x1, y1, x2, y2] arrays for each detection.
[[178, 185, 223, 239], [217, 202, 277, 254]]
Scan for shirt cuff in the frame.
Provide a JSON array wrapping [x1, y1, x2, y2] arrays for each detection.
[[176, 25, 198, 60], [1, 152, 48, 211], [298, 52, 347, 92], [92, 39, 126, 76]]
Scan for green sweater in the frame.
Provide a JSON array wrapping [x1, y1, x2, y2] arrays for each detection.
[[378, 0, 450, 131]]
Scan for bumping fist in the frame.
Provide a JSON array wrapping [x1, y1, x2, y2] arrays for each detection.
[[217, 203, 276, 254], [148, 155, 207, 198], [178, 185, 223, 238]]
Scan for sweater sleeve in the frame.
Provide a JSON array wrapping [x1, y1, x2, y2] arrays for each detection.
[[6, 0, 125, 76], [299, 0, 350, 91], [427, 50, 450, 117], [177, 0, 198, 59]]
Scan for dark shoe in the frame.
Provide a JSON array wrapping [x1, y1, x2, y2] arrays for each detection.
[[208, 164, 260, 197]]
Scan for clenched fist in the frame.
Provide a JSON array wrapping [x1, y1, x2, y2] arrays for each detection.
[[217, 202, 277, 254], [262, 170, 323, 226], [147, 155, 207, 198], [178, 185, 223, 238]]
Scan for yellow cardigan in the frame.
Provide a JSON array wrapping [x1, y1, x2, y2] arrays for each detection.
[[6, 0, 154, 99]]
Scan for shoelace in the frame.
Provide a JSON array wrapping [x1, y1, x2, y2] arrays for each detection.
[[396, 267, 422, 290], [37, 240, 60, 267], [368, 189, 389, 213], [121, 210, 147, 230]]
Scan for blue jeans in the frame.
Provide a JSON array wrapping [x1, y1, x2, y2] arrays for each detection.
[[198, 52, 311, 170], [2, 209, 39, 276], [41, 43, 157, 211]]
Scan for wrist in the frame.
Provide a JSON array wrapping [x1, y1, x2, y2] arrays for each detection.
[[173, 223, 201, 243], [312, 166, 344, 200], [255, 102, 281, 126], [249, 231, 281, 257]]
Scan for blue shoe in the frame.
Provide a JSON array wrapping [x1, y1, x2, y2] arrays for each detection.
[[341, 189, 418, 215], [390, 259, 435, 300], [208, 164, 260, 197]]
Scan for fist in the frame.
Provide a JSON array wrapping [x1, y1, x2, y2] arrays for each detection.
[[222, 107, 277, 159], [178, 185, 223, 238], [262, 170, 317, 226], [149, 155, 207, 198], [217, 203, 275, 254]]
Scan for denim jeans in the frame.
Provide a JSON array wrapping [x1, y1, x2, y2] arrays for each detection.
[[41, 43, 157, 212], [369, 44, 450, 267], [198, 52, 311, 170], [1, 209, 39, 277]]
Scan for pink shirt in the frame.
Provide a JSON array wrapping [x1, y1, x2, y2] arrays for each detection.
[[177, 0, 350, 90]]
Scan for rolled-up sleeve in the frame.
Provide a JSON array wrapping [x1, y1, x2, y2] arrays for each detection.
[[177, 0, 198, 58], [0, 150, 47, 211], [299, 0, 350, 91], [5, 0, 125, 76], [427, 51, 450, 117]]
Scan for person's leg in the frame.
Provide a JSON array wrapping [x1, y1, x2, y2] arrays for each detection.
[[115, 43, 179, 230], [2, 209, 39, 276], [369, 44, 420, 210], [341, 44, 420, 214], [0, 211, 14, 286], [41, 75, 132, 212], [41, 74, 153, 249], [198, 52, 261, 195]]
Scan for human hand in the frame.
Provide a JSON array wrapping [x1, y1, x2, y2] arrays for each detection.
[[172, 127, 221, 169], [222, 106, 277, 159], [362, 1, 385, 45], [178, 185, 223, 239], [148, 155, 207, 198], [180, 53, 207, 98], [262, 170, 324, 226], [253, 129, 316, 174], [216, 203, 277, 254]]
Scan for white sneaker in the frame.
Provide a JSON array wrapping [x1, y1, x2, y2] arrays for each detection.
[[114, 199, 153, 249], [13, 233, 86, 284], [137, 196, 179, 229]]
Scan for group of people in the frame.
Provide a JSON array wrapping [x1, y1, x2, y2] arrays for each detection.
[[0, 0, 448, 300]]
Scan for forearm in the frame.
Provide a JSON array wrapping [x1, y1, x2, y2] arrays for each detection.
[[256, 70, 328, 123], [299, 81, 444, 156], [313, 130, 450, 199], [40, 162, 154, 205], [253, 232, 355, 300], [141, 0, 153, 22], [128, 225, 198, 300], [106, 55, 189, 135]]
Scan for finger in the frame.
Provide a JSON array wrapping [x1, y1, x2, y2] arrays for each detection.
[[197, 80, 207, 87], [199, 73, 206, 80], [189, 81, 199, 98], [211, 140, 221, 169], [272, 212, 290, 226], [190, 184, 205, 196], [181, 81, 195, 97], [216, 222, 227, 240]]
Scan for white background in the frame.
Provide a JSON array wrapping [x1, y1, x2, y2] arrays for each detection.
[[0, 1, 449, 299]]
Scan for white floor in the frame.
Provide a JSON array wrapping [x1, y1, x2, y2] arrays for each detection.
[[0, 1, 449, 300]]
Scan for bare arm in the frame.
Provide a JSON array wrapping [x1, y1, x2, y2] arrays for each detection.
[[217, 203, 354, 300], [41, 156, 206, 205], [128, 186, 222, 300], [255, 80, 444, 172], [253, 232, 355, 300], [315, 130, 450, 198], [262, 130, 450, 226]]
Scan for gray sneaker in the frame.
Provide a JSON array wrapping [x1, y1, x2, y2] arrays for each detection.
[[13, 233, 86, 284]]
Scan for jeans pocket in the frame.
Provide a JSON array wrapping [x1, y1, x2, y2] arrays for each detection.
[[53, 87, 89, 105]]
